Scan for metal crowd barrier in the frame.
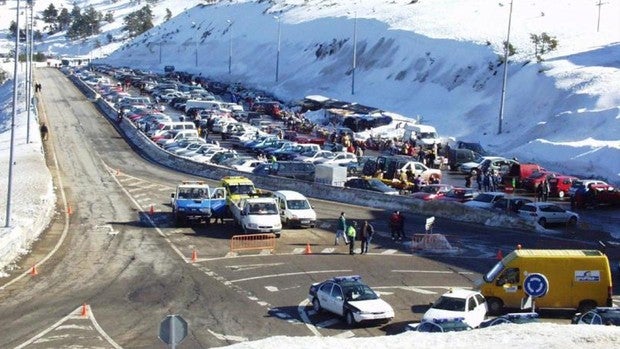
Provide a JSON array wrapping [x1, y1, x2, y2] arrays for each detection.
[[230, 233, 277, 253]]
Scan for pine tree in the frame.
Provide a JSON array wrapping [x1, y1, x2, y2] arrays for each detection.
[[123, 5, 154, 38], [57, 8, 72, 31], [164, 8, 172, 21], [42, 3, 59, 33]]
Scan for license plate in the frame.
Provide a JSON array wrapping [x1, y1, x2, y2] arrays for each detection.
[[301, 220, 310, 224]]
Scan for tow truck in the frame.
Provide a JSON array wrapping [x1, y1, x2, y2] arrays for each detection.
[[170, 181, 226, 227]]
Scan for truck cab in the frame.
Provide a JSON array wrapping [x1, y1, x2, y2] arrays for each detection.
[[170, 181, 226, 227], [220, 176, 257, 205]]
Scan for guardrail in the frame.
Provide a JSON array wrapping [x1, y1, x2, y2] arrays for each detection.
[[230, 233, 276, 253]]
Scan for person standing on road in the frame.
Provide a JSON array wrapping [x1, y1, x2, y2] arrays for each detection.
[[389, 211, 399, 240], [541, 179, 550, 202], [335, 212, 348, 245], [347, 221, 358, 255], [396, 211, 406, 240], [361, 220, 374, 254], [39, 123, 49, 140]]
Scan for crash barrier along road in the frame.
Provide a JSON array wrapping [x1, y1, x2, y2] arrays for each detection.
[[67, 71, 539, 232], [230, 233, 277, 253]]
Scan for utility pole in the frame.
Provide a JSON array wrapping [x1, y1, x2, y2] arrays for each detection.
[[596, 0, 607, 32], [26, 0, 34, 143], [498, 0, 513, 135], [275, 16, 281, 82], [227, 20, 233, 75], [6, 0, 21, 227], [351, 12, 357, 95]]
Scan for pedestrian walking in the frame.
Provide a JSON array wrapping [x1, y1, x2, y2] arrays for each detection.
[[475, 170, 482, 191], [396, 211, 406, 240], [540, 179, 550, 202], [389, 211, 399, 240], [39, 123, 49, 140], [335, 212, 348, 245], [347, 221, 358, 255], [361, 220, 374, 254]]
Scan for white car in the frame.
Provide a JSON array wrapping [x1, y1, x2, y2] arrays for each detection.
[[308, 275, 394, 327], [295, 149, 334, 163], [314, 152, 358, 166], [187, 147, 224, 162], [229, 158, 266, 173], [464, 192, 505, 209], [459, 156, 506, 175], [518, 202, 579, 228], [273, 190, 317, 228], [422, 289, 488, 328]]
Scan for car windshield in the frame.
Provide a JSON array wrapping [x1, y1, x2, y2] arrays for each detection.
[[229, 184, 255, 195], [432, 296, 466, 311], [342, 283, 378, 301], [248, 202, 278, 215], [473, 193, 495, 203], [287, 199, 311, 210]]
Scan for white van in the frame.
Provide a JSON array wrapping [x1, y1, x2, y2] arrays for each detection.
[[162, 129, 199, 146], [149, 121, 196, 137], [273, 190, 317, 228], [403, 124, 439, 146]]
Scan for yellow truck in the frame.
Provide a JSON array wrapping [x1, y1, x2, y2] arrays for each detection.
[[220, 176, 257, 206], [476, 249, 613, 315]]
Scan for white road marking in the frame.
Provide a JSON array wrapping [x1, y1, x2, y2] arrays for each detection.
[[206, 329, 247, 342], [265, 286, 279, 292], [259, 249, 272, 255], [298, 299, 322, 337], [158, 186, 171, 192], [14, 305, 122, 349], [375, 291, 394, 296], [228, 263, 285, 271], [132, 193, 147, 198], [319, 222, 331, 229], [225, 252, 238, 258], [292, 248, 305, 254], [229, 270, 352, 283], [321, 248, 336, 253], [381, 249, 398, 254], [334, 330, 355, 338]]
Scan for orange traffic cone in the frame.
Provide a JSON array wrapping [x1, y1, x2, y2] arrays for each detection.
[[67, 205, 72, 215], [149, 205, 154, 215], [304, 243, 312, 255], [30, 265, 38, 276], [191, 250, 198, 263], [496, 249, 503, 260], [81, 303, 88, 317]]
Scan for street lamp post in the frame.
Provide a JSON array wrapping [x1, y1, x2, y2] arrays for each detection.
[[498, 0, 513, 135], [192, 22, 198, 67], [275, 16, 281, 82], [351, 12, 357, 95], [26, 0, 34, 143], [227, 20, 233, 75], [6, 0, 21, 227]]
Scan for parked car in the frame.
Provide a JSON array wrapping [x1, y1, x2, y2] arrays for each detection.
[[548, 175, 580, 198], [273, 190, 317, 228], [572, 184, 620, 208], [518, 202, 579, 228], [295, 149, 335, 163], [252, 161, 316, 181], [464, 192, 505, 209], [571, 307, 620, 326], [410, 184, 454, 201], [437, 188, 479, 203], [314, 152, 358, 166], [568, 179, 609, 198], [308, 275, 394, 327], [422, 289, 488, 328], [491, 197, 533, 213], [228, 157, 266, 173], [521, 171, 559, 192], [479, 312, 539, 328], [344, 178, 399, 195], [408, 318, 472, 333]]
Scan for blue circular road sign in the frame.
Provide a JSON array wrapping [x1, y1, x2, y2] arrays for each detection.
[[523, 273, 549, 298]]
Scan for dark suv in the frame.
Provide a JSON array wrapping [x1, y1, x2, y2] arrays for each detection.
[[252, 161, 315, 181]]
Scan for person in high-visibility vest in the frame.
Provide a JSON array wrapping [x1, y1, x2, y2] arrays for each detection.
[[347, 221, 357, 255]]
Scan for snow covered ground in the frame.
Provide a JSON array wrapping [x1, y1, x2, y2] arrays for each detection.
[[0, 0, 619, 346]]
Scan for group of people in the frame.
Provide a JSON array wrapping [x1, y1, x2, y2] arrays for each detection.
[[335, 210, 409, 254], [465, 169, 502, 192], [334, 212, 374, 255]]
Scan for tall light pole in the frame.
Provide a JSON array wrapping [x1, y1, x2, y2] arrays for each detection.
[[191, 22, 198, 67], [596, 0, 607, 32], [227, 20, 233, 75], [498, 0, 513, 135], [351, 12, 357, 95], [26, 0, 34, 143], [274, 16, 281, 82], [6, 0, 21, 227]]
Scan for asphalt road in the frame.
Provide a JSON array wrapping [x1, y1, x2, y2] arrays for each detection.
[[0, 67, 618, 348]]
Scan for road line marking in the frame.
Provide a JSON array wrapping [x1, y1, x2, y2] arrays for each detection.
[[229, 270, 352, 283], [142, 184, 157, 189], [381, 249, 397, 254], [334, 330, 355, 338], [321, 248, 336, 253], [158, 186, 171, 192], [298, 300, 322, 336], [132, 192, 147, 198], [265, 286, 279, 292], [292, 248, 305, 254], [228, 263, 284, 271], [206, 329, 247, 342]]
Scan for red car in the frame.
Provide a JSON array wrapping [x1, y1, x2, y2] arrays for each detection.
[[410, 184, 454, 201], [573, 184, 620, 208], [521, 171, 559, 192], [548, 175, 579, 198]]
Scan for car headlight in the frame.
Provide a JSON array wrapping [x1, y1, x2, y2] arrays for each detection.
[[178, 207, 186, 212], [247, 223, 258, 228]]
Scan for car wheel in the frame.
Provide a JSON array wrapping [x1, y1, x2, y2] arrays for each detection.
[[312, 298, 322, 313], [538, 217, 547, 228], [567, 216, 578, 227], [558, 191, 565, 198], [487, 297, 504, 316], [345, 311, 357, 327]]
